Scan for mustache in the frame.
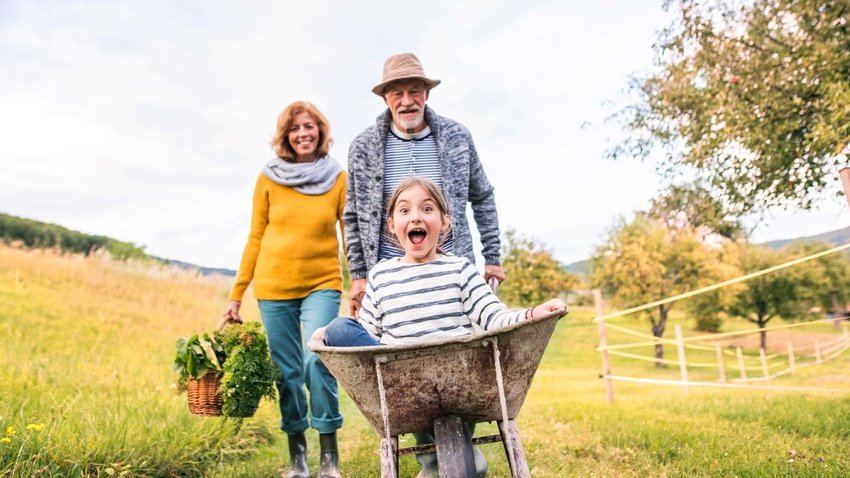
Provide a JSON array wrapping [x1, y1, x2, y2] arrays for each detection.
[[397, 106, 420, 114]]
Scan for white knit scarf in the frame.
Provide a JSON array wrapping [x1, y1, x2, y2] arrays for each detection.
[[262, 156, 344, 195]]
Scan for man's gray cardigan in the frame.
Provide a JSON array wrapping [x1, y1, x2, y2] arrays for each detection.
[[344, 106, 502, 279]]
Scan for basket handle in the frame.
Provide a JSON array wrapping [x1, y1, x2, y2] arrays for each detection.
[[215, 315, 238, 331]]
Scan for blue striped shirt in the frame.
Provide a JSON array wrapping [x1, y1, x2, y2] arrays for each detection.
[[378, 124, 454, 259], [359, 255, 529, 345]]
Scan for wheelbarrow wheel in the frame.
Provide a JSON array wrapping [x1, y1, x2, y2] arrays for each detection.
[[434, 415, 476, 478]]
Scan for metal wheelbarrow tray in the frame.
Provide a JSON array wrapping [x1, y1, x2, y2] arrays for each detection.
[[309, 310, 566, 478]]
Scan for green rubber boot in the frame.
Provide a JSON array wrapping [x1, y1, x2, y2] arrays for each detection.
[[473, 444, 488, 477], [284, 432, 309, 478], [318, 431, 341, 478], [414, 428, 488, 477], [414, 431, 439, 478]]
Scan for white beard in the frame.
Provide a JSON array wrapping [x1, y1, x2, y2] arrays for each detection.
[[395, 109, 424, 131]]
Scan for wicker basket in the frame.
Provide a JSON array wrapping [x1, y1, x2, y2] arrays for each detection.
[[187, 370, 224, 416], [185, 317, 260, 418]]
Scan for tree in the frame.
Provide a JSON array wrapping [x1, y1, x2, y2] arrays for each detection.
[[728, 243, 820, 349], [684, 241, 742, 332], [612, 0, 850, 214], [649, 182, 746, 240], [0, 212, 146, 259], [781, 241, 850, 322], [591, 214, 723, 364], [499, 229, 579, 307], [648, 184, 745, 331]]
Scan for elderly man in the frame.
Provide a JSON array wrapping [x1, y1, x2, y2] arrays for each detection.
[[343, 52, 504, 478]]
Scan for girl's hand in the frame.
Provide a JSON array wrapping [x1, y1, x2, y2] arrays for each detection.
[[528, 298, 567, 320], [222, 300, 243, 324], [311, 327, 327, 343]]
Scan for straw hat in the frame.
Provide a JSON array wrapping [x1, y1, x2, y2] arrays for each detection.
[[371, 53, 441, 96]]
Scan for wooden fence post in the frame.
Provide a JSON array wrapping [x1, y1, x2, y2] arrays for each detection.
[[674, 325, 689, 396], [815, 340, 823, 365], [593, 289, 614, 405], [759, 347, 770, 378], [715, 343, 726, 383], [736, 346, 747, 380], [787, 341, 796, 372]]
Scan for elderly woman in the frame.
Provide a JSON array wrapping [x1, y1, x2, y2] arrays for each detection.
[[223, 101, 345, 478]]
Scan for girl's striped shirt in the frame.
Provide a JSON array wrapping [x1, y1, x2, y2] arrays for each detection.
[[359, 255, 529, 345]]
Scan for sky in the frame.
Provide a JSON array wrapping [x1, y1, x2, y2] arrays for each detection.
[[2, 0, 849, 270]]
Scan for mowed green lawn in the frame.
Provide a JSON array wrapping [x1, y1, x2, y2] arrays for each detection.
[[1, 245, 849, 477]]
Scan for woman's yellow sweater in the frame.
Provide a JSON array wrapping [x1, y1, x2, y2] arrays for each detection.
[[229, 171, 347, 301]]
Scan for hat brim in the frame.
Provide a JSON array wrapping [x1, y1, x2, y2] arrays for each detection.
[[372, 77, 441, 96]]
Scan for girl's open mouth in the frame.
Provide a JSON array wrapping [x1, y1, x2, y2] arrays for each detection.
[[408, 228, 427, 246]]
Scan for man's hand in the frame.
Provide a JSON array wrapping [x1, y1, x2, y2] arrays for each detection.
[[484, 265, 506, 284], [348, 278, 367, 317]]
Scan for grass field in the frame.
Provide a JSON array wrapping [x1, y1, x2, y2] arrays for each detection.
[[1, 244, 849, 477]]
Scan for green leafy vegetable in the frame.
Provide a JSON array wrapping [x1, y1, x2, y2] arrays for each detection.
[[217, 322, 278, 418], [173, 322, 278, 418]]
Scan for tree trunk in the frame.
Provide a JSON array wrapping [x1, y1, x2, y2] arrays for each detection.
[[830, 288, 840, 316], [831, 289, 842, 330], [758, 314, 768, 350]]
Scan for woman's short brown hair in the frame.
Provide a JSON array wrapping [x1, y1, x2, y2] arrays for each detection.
[[271, 101, 332, 161]]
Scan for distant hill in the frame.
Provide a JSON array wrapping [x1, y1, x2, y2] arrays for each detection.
[[0, 212, 236, 276], [12, 210, 846, 280], [564, 225, 850, 276], [0, 212, 147, 260], [564, 258, 590, 276], [759, 225, 850, 250], [156, 257, 236, 277]]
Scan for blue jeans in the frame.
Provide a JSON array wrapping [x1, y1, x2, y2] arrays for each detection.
[[258, 289, 343, 434], [324, 317, 381, 347]]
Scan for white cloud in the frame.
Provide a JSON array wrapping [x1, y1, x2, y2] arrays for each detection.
[[1, 0, 846, 270]]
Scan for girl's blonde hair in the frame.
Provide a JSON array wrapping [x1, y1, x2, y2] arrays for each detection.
[[270, 101, 332, 161], [386, 177, 452, 250]]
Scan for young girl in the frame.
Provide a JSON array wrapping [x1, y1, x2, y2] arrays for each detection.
[[313, 177, 566, 347]]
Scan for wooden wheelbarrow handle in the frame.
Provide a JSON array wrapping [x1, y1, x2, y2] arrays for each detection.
[[488, 277, 499, 296]]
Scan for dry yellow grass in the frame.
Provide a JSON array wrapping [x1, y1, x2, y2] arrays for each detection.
[[2, 243, 850, 477]]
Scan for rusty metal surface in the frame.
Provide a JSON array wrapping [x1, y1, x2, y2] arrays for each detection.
[[309, 311, 564, 436], [397, 434, 504, 456]]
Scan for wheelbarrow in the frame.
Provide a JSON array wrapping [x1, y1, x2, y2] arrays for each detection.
[[308, 304, 566, 478]]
